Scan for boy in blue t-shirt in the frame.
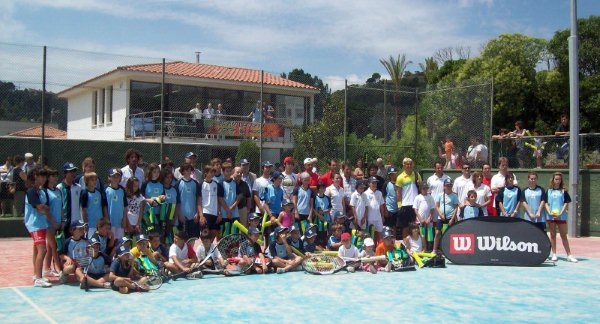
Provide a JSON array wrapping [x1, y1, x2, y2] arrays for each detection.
[[327, 224, 344, 251], [496, 173, 521, 217], [269, 226, 303, 273], [176, 163, 202, 238], [80, 172, 108, 238], [105, 168, 128, 240], [433, 179, 459, 252], [460, 190, 484, 220], [520, 171, 547, 232]]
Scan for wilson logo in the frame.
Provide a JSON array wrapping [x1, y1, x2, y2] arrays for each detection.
[[450, 234, 474, 254], [477, 236, 540, 253]]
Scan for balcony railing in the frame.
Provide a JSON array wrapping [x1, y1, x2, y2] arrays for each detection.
[[127, 110, 294, 143]]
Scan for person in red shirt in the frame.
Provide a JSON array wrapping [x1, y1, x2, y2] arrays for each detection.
[[318, 159, 338, 188], [481, 162, 496, 216], [297, 158, 319, 192]]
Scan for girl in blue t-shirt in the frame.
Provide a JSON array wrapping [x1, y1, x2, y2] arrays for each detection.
[[24, 167, 54, 287], [545, 172, 577, 263], [496, 173, 521, 217], [43, 168, 64, 279]]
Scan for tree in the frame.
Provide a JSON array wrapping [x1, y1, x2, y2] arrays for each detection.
[[379, 54, 411, 137], [282, 69, 330, 120], [548, 15, 600, 131], [419, 57, 439, 85], [456, 33, 547, 130]]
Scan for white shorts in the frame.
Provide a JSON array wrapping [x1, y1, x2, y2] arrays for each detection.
[[367, 218, 384, 232]]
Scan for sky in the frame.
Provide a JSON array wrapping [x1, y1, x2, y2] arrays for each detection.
[[0, 0, 598, 92]]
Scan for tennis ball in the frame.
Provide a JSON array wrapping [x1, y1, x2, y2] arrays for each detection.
[[551, 209, 559, 215]]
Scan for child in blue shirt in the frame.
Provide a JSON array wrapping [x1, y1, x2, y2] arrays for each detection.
[[105, 168, 127, 240], [496, 173, 521, 217], [80, 172, 108, 238]]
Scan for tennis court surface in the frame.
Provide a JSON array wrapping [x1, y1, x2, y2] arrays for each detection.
[[1, 237, 599, 323]]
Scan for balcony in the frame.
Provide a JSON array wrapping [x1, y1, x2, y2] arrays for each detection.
[[126, 111, 294, 146]]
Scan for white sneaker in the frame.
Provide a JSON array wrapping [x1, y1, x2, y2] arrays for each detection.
[[276, 268, 286, 274], [567, 255, 578, 263], [33, 276, 50, 283], [186, 271, 204, 279], [551, 254, 558, 262], [384, 262, 392, 272], [33, 278, 52, 288], [103, 282, 112, 289], [58, 271, 67, 284], [43, 269, 53, 277], [347, 266, 355, 273]]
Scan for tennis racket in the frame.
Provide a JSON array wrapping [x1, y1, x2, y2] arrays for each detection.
[[201, 234, 256, 276], [302, 254, 387, 275], [146, 272, 163, 290], [72, 240, 92, 291]]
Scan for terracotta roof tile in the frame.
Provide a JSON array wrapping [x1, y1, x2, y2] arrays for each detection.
[[119, 61, 318, 90], [8, 125, 67, 139]]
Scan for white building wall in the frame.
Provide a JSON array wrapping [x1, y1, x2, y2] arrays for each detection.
[[67, 80, 128, 140]]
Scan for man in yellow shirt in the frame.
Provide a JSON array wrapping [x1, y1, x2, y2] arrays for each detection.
[[395, 158, 421, 239]]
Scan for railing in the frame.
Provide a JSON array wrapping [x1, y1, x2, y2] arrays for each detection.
[[490, 133, 600, 169], [127, 111, 294, 143]]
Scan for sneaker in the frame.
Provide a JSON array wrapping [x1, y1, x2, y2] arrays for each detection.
[[33, 276, 50, 283], [276, 268, 286, 274], [369, 264, 377, 274], [551, 254, 558, 262], [80, 278, 89, 290], [186, 271, 204, 279], [567, 255, 578, 263], [384, 262, 392, 272], [33, 278, 52, 288], [103, 282, 112, 289], [43, 269, 54, 277], [347, 266, 355, 273], [58, 271, 67, 284], [133, 281, 149, 292]]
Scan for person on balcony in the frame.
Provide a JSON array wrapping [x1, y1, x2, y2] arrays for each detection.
[[554, 114, 570, 162], [189, 102, 204, 137]]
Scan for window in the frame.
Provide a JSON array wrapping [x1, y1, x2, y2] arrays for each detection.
[[91, 91, 97, 126], [107, 86, 113, 123], [99, 88, 105, 125]]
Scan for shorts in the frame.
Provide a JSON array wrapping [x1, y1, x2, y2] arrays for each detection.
[[298, 214, 309, 221], [87, 272, 106, 280], [547, 219, 567, 225], [30, 229, 47, 246], [111, 227, 124, 240], [435, 219, 450, 231], [384, 210, 398, 228], [185, 219, 200, 238], [397, 206, 416, 229], [204, 214, 219, 230], [368, 218, 384, 232]]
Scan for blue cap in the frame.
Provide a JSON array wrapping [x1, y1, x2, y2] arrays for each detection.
[[444, 178, 453, 186], [116, 237, 132, 248], [88, 237, 101, 246], [117, 245, 132, 257], [63, 162, 77, 171], [108, 168, 122, 177], [304, 228, 317, 238], [270, 171, 282, 180], [368, 176, 379, 183], [289, 224, 300, 232], [70, 220, 87, 229], [333, 211, 346, 218], [262, 160, 273, 167], [239, 158, 250, 165], [248, 227, 261, 235], [387, 167, 398, 174], [383, 229, 394, 239], [185, 151, 197, 158], [136, 234, 149, 242], [275, 226, 289, 234], [248, 212, 261, 220]]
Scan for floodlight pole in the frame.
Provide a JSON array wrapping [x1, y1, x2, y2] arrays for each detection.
[[568, 0, 579, 237]]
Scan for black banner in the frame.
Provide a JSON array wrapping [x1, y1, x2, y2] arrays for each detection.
[[441, 217, 551, 266]]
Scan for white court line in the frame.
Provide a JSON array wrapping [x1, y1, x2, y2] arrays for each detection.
[[11, 287, 57, 324]]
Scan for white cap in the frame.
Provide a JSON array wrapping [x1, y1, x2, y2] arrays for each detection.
[[24, 153, 33, 158], [364, 237, 375, 246], [303, 158, 313, 165]]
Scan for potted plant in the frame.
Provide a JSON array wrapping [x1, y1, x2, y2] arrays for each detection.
[[544, 156, 568, 169]]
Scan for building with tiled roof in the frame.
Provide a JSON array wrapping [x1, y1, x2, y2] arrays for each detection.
[[7, 125, 66, 139], [58, 61, 320, 158]]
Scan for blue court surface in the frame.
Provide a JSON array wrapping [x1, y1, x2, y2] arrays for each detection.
[[1, 258, 598, 323]]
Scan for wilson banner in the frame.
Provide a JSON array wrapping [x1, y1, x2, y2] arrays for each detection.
[[441, 217, 551, 266]]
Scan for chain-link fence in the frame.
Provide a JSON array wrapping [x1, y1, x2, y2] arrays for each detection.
[[343, 80, 492, 171]]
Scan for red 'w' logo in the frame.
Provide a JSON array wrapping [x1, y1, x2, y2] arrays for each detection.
[[450, 234, 475, 254]]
